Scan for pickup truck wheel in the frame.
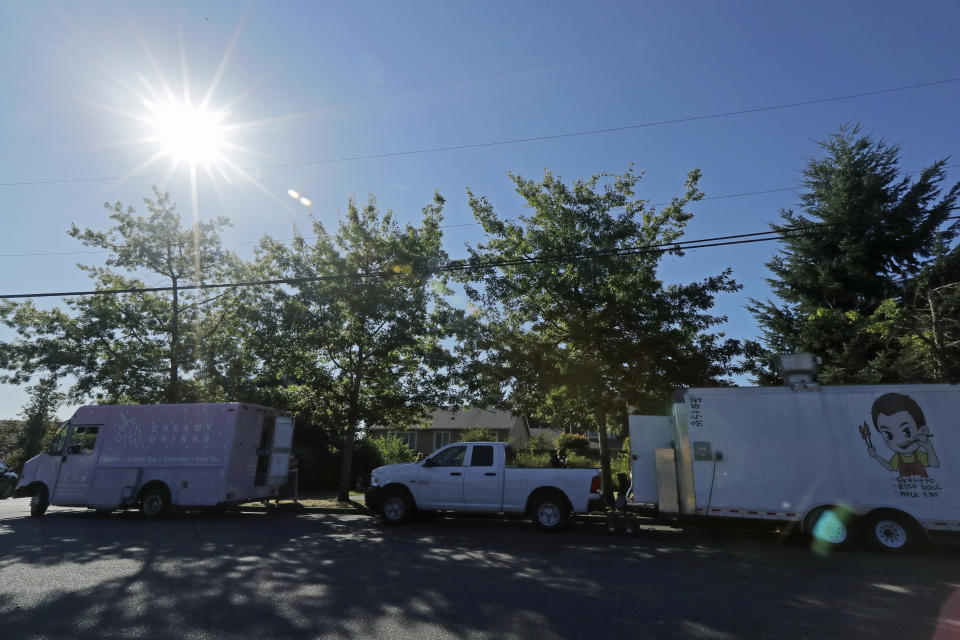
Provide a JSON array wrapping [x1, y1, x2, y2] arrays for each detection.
[[140, 486, 171, 519], [30, 486, 49, 517], [531, 492, 569, 531], [380, 489, 412, 525]]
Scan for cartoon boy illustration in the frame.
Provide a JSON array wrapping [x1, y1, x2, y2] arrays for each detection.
[[860, 393, 940, 477]]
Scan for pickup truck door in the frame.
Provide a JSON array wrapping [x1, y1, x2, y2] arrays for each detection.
[[52, 424, 102, 505], [462, 444, 502, 511], [417, 444, 467, 509]]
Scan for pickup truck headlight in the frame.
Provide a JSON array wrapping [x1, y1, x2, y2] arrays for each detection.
[[370, 472, 381, 487]]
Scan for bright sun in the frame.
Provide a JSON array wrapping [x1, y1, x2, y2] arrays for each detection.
[[146, 100, 227, 166]]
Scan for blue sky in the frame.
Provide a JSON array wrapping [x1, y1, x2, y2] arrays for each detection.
[[1, 1, 958, 418]]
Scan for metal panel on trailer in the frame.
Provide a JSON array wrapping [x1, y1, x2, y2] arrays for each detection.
[[655, 448, 680, 514], [628, 416, 674, 504]]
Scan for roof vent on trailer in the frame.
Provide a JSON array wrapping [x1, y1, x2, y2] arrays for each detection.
[[774, 354, 820, 389]]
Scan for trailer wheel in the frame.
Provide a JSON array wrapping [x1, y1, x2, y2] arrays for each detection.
[[379, 488, 412, 525], [30, 485, 49, 517], [864, 511, 921, 553], [140, 486, 171, 519], [530, 491, 569, 531], [805, 506, 856, 550]]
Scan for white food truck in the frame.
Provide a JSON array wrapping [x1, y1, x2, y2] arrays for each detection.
[[17, 403, 294, 518], [625, 355, 959, 551]]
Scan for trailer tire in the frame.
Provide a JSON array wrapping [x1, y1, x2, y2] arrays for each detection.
[[379, 488, 412, 525], [864, 510, 922, 553], [140, 485, 171, 519], [530, 490, 569, 531], [805, 506, 856, 550], [30, 485, 49, 517]]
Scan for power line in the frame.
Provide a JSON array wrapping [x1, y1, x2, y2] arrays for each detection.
[[3, 162, 957, 260], [4, 214, 956, 300], [2, 77, 959, 188]]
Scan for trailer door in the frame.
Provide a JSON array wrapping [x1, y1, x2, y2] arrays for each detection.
[[52, 424, 102, 505]]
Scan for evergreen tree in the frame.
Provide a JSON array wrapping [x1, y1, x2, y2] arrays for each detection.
[[748, 124, 959, 383]]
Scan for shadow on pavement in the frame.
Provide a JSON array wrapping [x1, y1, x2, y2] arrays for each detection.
[[0, 502, 958, 639]]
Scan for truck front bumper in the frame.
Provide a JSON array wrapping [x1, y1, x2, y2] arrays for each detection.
[[365, 486, 383, 512]]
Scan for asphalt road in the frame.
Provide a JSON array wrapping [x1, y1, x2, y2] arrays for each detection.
[[1, 498, 959, 640]]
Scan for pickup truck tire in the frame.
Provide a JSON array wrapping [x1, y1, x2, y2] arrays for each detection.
[[140, 486, 171, 519], [30, 485, 50, 517], [530, 491, 569, 531], [380, 488, 413, 525]]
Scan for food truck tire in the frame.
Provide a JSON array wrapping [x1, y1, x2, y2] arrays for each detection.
[[30, 485, 49, 517], [139, 484, 171, 519], [804, 506, 857, 550], [863, 510, 923, 553]]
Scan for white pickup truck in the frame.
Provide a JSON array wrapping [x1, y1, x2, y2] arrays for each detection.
[[365, 441, 603, 530]]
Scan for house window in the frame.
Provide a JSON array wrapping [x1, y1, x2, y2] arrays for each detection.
[[400, 431, 417, 449], [434, 431, 451, 450]]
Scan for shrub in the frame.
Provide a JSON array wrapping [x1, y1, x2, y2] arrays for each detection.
[[458, 427, 497, 442], [525, 434, 552, 451], [564, 452, 599, 469], [610, 453, 631, 476], [555, 433, 590, 454], [513, 450, 552, 468], [621, 436, 631, 455], [368, 434, 418, 466]]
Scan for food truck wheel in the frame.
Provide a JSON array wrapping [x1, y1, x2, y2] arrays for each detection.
[[380, 488, 412, 525], [140, 486, 171, 519], [805, 506, 856, 550], [30, 486, 49, 517], [864, 511, 921, 553]]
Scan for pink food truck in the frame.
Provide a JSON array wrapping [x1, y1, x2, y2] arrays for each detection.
[[17, 403, 294, 518]]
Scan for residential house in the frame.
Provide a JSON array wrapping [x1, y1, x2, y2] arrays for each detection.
[[367, 407, 530, 455]]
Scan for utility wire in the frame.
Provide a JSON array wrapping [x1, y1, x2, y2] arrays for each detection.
[[3, 213, 956, 301], [2, 162, 957, 260], [2, 76, 959, 188]]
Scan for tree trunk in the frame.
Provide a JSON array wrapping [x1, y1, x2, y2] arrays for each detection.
[[337, 365, 364, 502], [168, 276, 180, 404], [336, 421, 358, 502], [595, 410, 615, 508]]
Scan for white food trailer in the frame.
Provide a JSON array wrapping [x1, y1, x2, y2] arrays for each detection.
[[626, 355, 959, 551], [17, 403, 294, 518]]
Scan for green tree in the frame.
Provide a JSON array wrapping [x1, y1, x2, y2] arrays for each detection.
[[457, 426, 498, 442], [748, 124, 960, 383], [460, 167, 745, 506], [0, 189, 241, 403], [252, 194, 466, 501], [8, 378, 64, 472]]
